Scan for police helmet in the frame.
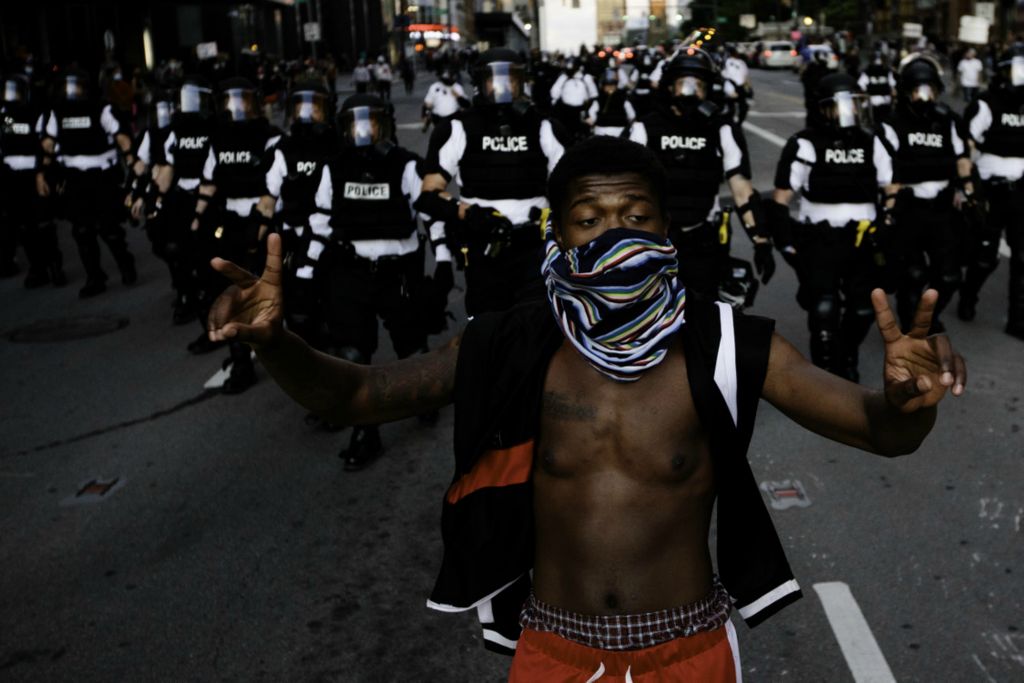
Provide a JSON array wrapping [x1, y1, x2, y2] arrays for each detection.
[[217, 77, 259, 122], [288, 79, 329, 124], [996, 42, 1024, 90], [440, 69, 456, 86], [472, 48, 526, 105], [151, 90, 177, 130], [897, 54, 944, 102], [660, 47, 717, 105], [61, 68, 90, 102], [816, 73, 870, 130], [3, 74, 29, 103], [179, 75, 214, 116], [338, 93, 393, 148]]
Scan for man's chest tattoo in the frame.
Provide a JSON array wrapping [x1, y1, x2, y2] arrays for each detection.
[[542, 391, 598, 421]]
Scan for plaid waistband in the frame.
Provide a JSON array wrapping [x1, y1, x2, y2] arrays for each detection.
[[519, 577, 732, 652]]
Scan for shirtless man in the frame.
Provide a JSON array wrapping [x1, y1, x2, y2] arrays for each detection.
[[206, 137, 966, 681]]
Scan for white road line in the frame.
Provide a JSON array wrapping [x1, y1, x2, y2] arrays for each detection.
[[742, 120, 788, 148], [397, 122, 425, 130], [813, 582, 896, 683], [999, 238, 1011, 259], [746, 111, 805, 118]]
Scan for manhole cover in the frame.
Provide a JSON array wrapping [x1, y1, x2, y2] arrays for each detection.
[[7, 315, 130, 343]]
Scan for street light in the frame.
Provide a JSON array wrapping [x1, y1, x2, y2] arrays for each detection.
[[524, 22, 532, 31], [802, 16, 814, 26]]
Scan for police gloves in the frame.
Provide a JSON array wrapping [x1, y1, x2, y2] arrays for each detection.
[[753, 241, 776, 285], [464, 204, 514, 256]]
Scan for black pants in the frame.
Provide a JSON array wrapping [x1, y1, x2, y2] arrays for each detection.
[[0, 168, 61, 275], [280, 223, 324, 347], [888, 191, 961, 330], [149, 187, 200, 299], [63, 167, 134, 282], [668, 219, 731, 304], [553, 103, 589, 143], [962, 178, 1024, 327], [322, 245, 427, 362], [793, 222, 878, 377], [463, 240, 546, 318]]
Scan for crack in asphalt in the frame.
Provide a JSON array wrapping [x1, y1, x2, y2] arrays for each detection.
[[5, 390, 220, 457]]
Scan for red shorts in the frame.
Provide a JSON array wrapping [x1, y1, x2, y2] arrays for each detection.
[[507, 621, 741, 682]]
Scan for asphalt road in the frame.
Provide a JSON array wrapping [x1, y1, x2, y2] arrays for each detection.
[[1, 67, 1022, 682]]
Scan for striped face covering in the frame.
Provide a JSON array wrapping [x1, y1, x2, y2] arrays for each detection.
[[541, 224, 686, 382]]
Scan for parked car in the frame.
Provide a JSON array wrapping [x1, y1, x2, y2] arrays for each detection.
[[759, 41, 799, 69]]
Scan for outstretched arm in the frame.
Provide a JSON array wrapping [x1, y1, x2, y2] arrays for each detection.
[[762, 289, 966, 456], [207, 233, 460, 426]]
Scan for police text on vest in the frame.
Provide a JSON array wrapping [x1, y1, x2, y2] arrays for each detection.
[[344, 182, 391, 200], [481, 136, 528, 152], [660, 135, 707, 150], [907, 132, 943, 147], [824, 148, 865, 164]]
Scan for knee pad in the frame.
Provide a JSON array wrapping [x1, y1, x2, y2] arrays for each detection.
[[904, 264, 927, 286], [810, 294, 839, 328], [333, 346, 368, 365], [939, 271, 962, 291]]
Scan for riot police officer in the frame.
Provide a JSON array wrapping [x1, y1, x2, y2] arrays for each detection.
[[126, 90, 176, 290], [768, 73, 889, 380], [417, 48, 568, 316], [628, 47, 775, 303], [155, 76, 217, 326], [586, 68, 636, 137], [192, 77, 282, 393], [1, 73, 65, 287], [630, 48, 658, 118], [802, 49, 835, 130], [422, 69, 469, 132], [877, 54, 975, 332], [39, 68, 136, 298], [858, 51, 896, 122], [260, 79, 338, 346], [307, 94, 451, 469], [960, 43, 1024, 340], [549, 57, 597, 144]]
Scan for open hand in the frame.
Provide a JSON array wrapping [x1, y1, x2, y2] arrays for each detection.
[[207, 232, 285, 347], [872, 288, 966, 413]]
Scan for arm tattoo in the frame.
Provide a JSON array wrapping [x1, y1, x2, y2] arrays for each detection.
[[542, 391, 598, 421], [366, 335, 460, 418]]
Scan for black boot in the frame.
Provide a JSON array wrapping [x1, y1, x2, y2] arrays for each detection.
[[78, 274, 108, 299], [957, 294, 977, 322], [221, 345, 257, 394], [340, 425, 383, 471]]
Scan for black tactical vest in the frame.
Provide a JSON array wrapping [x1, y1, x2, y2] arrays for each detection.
[[976, 90, 1024, 158], [640, 109, 725, 227], [887, 108, 957, 184], [329, 146, 418, 242], [52, 100, 113, 157], [169, 113, 214, 181], [803, 128, 878, 204], [1, 103, 42, 159], [594, 90, 630, 128], [211, 118, 275, 199], [457, 107, 549, 200], [863, 65, 893, 98], [277, 124, 336, 226]]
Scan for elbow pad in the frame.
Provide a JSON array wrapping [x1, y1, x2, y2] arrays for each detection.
[[413, 190, 461, 224]]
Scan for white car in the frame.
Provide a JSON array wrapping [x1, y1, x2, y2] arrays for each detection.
[[760, 41, 799, 69]]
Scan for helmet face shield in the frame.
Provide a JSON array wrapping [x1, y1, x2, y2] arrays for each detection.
[[672, 75, 706, 100], [341, 105, 384, 147], [290, 91, 327, 123], [3, 79, 25, 103], [475, 61, 524, 104], [1010, 56, 1024, 86], [154, 101, 175, 129], [822, 91, 869, 129], [63, 75, 87, 101], [179, 83, 213, 114], [911, 84, 935, 102], [220, 88, 257, 121]]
